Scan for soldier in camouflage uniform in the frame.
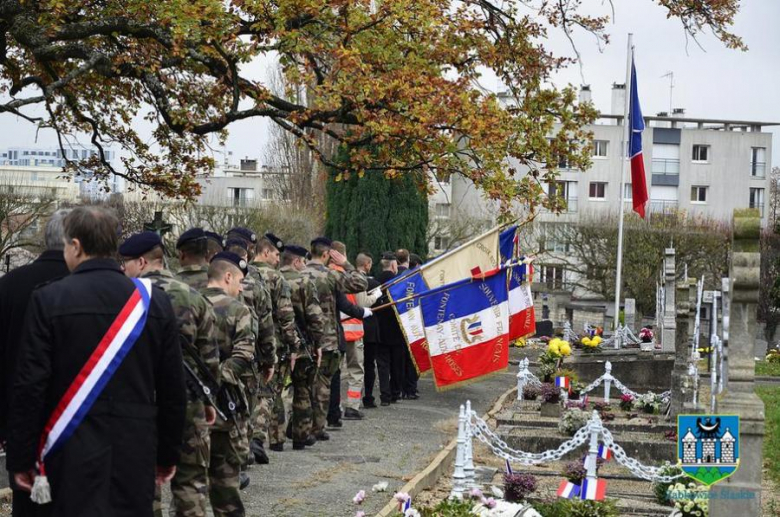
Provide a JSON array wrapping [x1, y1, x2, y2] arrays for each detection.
[[176, 228, 211, 290], [225, 228, 277, 466], [251, 234, 300, 452], [120, 232, 221, 517], [202, 252, 263, 517], [302, 237, 367, 440], [119, 232, 219, 517], [280, 245, 325, 448]]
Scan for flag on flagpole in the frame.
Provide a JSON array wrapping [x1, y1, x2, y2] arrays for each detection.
[[629, 54, 648, 218], [597, 444, 613, 461], [580, 479, 607, 501], [555, 376, 570, 392], [419, 270, 510, 389], [557, 480, 580, 499], [499, 225, 536, 340]]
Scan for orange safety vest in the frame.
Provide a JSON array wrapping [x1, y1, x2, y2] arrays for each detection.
[[330, 263, 364, 342]]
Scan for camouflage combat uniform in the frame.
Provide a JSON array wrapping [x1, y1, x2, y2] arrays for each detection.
[[238, 265, 277, 457], [301, 261, 367, 435], [202, 286, 256, 517], [251, 262, 300, 448], [176, 264, 209, 291], [280, 265, 325, 445], [146, 269, 220, 517]]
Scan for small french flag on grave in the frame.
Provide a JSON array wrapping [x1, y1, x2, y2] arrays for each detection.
[[598, 444, 613, 461], [555, 376, 570, 392], [402, 497, 412, 512], [505, 459, 513, 475], [580, 478, 607, 501], [557, 480, 580, 499]]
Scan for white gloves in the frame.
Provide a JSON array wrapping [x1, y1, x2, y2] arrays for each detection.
[[363, 307, 374, 318]]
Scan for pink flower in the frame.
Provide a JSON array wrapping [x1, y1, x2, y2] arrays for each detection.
[[394, 492, 411, 503], [482, 497, 497, 509], [353, 490, 366, 505], [469, 487, 483, 499], [355, 512, 366, 517]]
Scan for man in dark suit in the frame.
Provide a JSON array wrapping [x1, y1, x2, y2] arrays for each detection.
[[374, 253, 405, 405], [6, 206, 186, 517], [0, 209, 72, 516], [360, 254, 382, 409]]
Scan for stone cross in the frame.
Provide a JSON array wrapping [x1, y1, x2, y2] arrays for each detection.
[[669, 277, 696, 418], [710, 209, 765, 515], [624, 298, 636, 333], [661, 248, 676, 352], [143, 210, 173, 237]]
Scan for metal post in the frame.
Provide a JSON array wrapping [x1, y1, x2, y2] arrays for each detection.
[[584, 411, 603, 483], [603, 361, 613, 403], [517, 359, 528, 401], [613, 33, 634, 332], [464, 400, 476, 489], [711, 337, 718, 413], [450, 404, 467, 499]]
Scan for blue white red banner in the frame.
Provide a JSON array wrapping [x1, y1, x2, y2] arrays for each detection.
[[387, 271, 431, 373], [420, 271, 509, 389]]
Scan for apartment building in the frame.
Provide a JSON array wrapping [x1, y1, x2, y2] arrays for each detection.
[[197, 157, 290, 207]]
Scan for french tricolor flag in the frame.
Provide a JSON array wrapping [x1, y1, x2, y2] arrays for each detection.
[[629, 55, 649, 219], [388, 271, 431, 373], [598, 444, 613, 461], [499, 226, 536, 341], [555, 376, 570, 391], [580, 479, 607, 501], [557, 480, 580, 499]]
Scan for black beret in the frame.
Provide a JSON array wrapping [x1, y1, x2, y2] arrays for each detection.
[[382, 251, 397, 261], [265, 232, 285, 252], [211, 251, 248, 276], [225, 238, 248, 251], [205, 231, 224, 247], [285, 244, 308, 258], [176, 228, 206, 249], [310, 236, 332, 248], [228, 227, 257, 243], [119, 231, 162, 258]]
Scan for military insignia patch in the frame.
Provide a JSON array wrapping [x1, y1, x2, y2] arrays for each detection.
[[678, 414, 739, 486]]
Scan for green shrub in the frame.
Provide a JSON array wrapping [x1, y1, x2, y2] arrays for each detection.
[[409, 498, 474, 517], [533, 498, 619, 517], [651, 462, 684, 506]]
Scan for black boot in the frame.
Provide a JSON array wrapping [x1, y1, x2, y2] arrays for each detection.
[[269, 442, 284, 452], [251, 438, 269, 465], [239, 471, 251, 490]]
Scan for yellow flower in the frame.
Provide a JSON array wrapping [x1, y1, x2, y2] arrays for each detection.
[[548, 341, 560, 356], [515, 338, 527, 348], [559, 342, 571, 356], [582, 337, 592, 346], [591, 336, 602, 346]]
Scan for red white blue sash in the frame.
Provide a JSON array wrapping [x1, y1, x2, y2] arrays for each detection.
[[32, 278, 152, 503]]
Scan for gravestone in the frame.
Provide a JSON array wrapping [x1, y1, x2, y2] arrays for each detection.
[[669, 278, 696, 418], [624, 298, 636, 332], [721, 277, 730, 386], [661, 248, 676, 352], [710, 210, 765, 515]]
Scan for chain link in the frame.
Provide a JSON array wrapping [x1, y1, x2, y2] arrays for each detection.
[[601, 427, 685, 483]]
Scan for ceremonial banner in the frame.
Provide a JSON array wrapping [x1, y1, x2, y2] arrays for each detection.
[[387, 271, 431, 372], [420, 225, 502, 287], [499, 225, 536, 340], [420, 269, 509, 389]]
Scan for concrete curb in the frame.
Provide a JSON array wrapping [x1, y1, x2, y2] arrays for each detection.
[[375, 386, 517, 517]]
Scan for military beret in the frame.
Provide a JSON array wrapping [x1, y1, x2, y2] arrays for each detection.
[[228, 227, 257, 243], [211, 251, 248, 276], [382, 251, 397, 261], [225, 238, 248, 251], [265, 232, 285, 252], [119, 231, 162, 258], [176, 227, 206, 249], [311, 236, 332, 248], [285, 244, 308, 258], [205, 231, 224, 248]]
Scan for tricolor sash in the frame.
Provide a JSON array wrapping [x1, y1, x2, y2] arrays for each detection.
[[31, 278, 153, 504]]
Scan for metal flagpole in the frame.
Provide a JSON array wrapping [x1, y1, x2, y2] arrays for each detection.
[[613, 33, 633, 339]]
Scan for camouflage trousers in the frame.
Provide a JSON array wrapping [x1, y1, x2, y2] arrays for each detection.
[[242, 372, 262, 460], [209, 418, 247, 517], [153, 399, 211, 517], [312, 350, 341, 434], [290, 357, 317, 443], [253, 360, 291, 446], [252, 373, 273, 445]]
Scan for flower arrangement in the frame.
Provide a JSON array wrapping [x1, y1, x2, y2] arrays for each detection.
[[652, 462, 684, 505], [503, 472, 538, 503], [632, 392, 663, 414], [539, 338, 571, 380], [639, 327, 654, 343], [558, 408, 589, 436], [767, 347, 780, 364], [561, 459, 587, 483], [513, 338, 528, 348], [540, 382, 561, 404], [468, 488, 497, 510], [667, 481, 709, 516], [581, 335, 603, 353], [619, 394, 634, 411], [522, 383, 541, 400]]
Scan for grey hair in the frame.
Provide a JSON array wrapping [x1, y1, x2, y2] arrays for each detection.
[[44, 209, 72, 251]]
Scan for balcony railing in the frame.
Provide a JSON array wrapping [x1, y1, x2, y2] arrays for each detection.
[[651, 158, 680, 175], [751, 162, 766, 178], [648, 200, 679, 213], [564, 197, 578, 213], [749, 202, 765, 217]]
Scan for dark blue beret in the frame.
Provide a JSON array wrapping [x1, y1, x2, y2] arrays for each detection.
[[205, 231, 224, 247], [211, 251, 248, 276], [176, 228, 206, 249], [310, 236, 332, 248], [225, 238, 248, 251], [285, 244, 308, 258], [265, 232, 285, 252], [119, 231, 162, 258], [228, 227, 257, 243], [382, 251, 397, 261]]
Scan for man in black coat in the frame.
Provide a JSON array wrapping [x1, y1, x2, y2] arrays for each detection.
[[0, 210, 72, 516], [6, 207, 186, 517], [374, 253, 405, 405], [361, 258, 383, 409]]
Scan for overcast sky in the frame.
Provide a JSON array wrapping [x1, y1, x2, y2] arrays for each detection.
[[2, 1, 779, 167]]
